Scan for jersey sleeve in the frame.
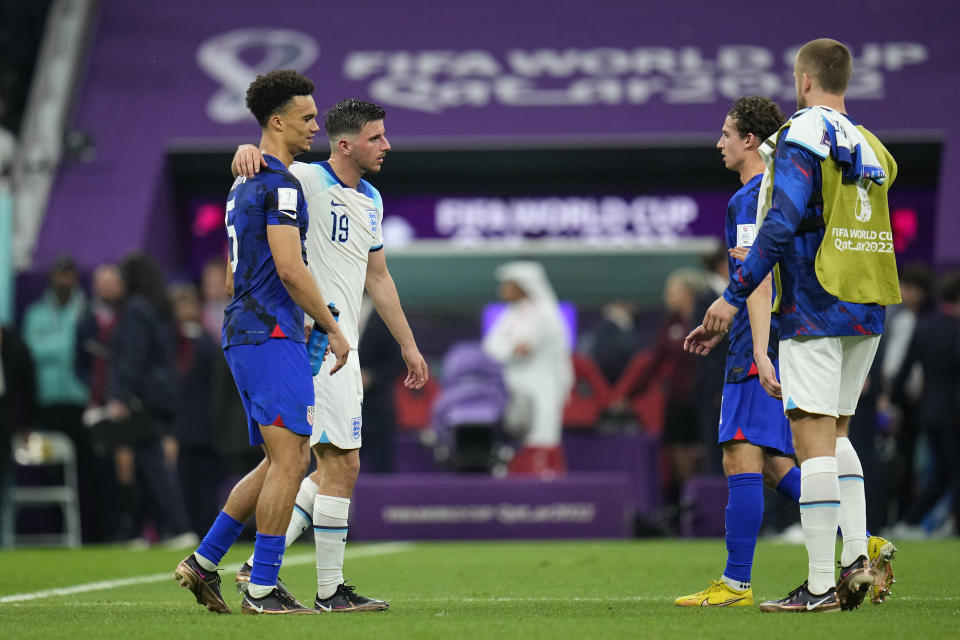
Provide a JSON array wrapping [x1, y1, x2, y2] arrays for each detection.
[[369, 185, 385, 252], [263, 174, 301, 227], [723, 135, 815, 307]]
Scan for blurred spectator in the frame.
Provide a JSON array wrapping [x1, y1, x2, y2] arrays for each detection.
[[0, 324, 36, 526], [358, 294, 406, 473], [200, 257, 229, 343], [0, 94, 15, 190], [887, 271, 960, 538], [76, 263, 124, 416], [169, 283, 223, 535], [22, 253, 102, 541], [483, 261, 573, 478], [74, 262, 124, 541], [105, 252, 195, 546], [693, 246, 730, 474], [881, 263, 935, 521], [23, 253, 88, 416], [578, 301, 640, 385], [621, 268, 707, 516]]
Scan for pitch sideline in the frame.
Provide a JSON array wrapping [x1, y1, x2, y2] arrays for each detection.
[[0, 541, 413, 604]]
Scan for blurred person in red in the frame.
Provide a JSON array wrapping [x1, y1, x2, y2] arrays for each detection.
[[621, 268, 707, 520]]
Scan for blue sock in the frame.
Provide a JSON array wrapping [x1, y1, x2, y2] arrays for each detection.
[[776, 466, 801, 503], [723, 473, 764, 585], [195, 511, 244, 566], [250, 532, 286, 588]]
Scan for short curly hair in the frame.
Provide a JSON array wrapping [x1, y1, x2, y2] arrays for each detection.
[[324, 99, 386, 139], [727, 96, 786, 142], [245, 69, 315, 128]]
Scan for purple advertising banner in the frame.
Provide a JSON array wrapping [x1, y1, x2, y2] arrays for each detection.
[[349, 473, 633, 540], [36, 0, 960, 269]]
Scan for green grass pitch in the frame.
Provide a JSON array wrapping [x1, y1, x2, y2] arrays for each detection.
[[1, 539, 957, 639]]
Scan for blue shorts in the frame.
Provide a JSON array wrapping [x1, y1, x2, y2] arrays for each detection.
[[718, 374, 794, 456], [223, 339, 314, 446]]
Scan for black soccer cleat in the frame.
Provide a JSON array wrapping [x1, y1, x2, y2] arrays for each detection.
[[758, 581, 840, 613], [241, 587, 318, 615], [314, 584, 390, 612], [174, 553, 231, 614], [234, 562, 294, 599], [836, 555, 875, 610]]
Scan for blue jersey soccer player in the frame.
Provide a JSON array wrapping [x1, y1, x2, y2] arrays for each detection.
[[230, 99, 428, 612], [675, 96, 799, 608], [700, 39, 899, 612], [174, 69, 349, 616]]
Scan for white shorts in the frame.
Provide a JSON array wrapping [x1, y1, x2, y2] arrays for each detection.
[[310, 350, 364, 449], [779, 335, 880, 418]]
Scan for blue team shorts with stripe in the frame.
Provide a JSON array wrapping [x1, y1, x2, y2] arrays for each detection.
[[718, 373, 794, 456], [223, 339, 314, 446]]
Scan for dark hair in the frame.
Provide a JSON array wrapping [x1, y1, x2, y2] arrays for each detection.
[[324, 99, 386, 139], [938, 270, 960, 305], [728, 96, 786, 141], [121, 251, 172, 317], [900, 263, 935, 302], [245, 69, 315, 128], [796, 38, 852, 95]]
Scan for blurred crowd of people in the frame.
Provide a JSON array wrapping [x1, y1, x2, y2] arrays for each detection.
[[2, 250, 957, 542], [0, 252, 255, 545]]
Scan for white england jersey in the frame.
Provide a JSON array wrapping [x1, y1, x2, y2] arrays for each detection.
[[290, 160, 384, 349]]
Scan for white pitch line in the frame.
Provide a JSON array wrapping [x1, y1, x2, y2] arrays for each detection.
[[0, 542, 413, 604]]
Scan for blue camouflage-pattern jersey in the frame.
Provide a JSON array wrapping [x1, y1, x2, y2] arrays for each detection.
[[723, 124, 885, 339], [724, 174, 780, 383], [222, 154, 309, 347]]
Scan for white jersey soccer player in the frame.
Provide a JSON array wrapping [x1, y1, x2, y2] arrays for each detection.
[[232, 98, 427, 612], [290, 159, 384, 448]]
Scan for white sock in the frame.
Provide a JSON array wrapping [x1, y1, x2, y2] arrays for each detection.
[[194, 552, 217, 572], [247, 582, 274, 598], [800, 456, 840, 595], [314, 494, 350, 600], [246, 476, 318, 567], [836, 437, 868, 566], [722, 575, 750, 592]]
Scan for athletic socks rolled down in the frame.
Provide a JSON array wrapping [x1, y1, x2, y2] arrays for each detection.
[[776, 466, 802, 503], [194, 511, 244, 570], [722, 473, 764, 587], [248, 532, 285, 598]]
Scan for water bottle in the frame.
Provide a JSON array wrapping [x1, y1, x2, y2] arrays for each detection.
[[307, 303, 339, 375]]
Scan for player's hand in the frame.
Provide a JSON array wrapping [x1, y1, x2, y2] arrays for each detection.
[[401, 345, 429, 390], [683, 324, 724, 356], [729, 246, 749, 261], [754, 353, 782, 399], [703, 296, 737, 335], [327, 329, 351, 375], [233, 144, 266, 178]]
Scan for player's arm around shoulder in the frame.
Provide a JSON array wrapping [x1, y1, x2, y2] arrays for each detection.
[[365, 249, 428, 389], [232, 144, 267, 179]]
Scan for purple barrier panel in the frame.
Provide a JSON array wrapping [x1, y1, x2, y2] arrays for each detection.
[[393, 432, 440, 473], [562, 430, 661, 516], [679, 474, 727, 538], [350, 472, 633, 540]]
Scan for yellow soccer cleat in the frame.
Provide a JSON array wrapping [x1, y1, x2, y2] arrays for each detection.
[[675, 580, 754, 607], [867, 535, 897, 604]]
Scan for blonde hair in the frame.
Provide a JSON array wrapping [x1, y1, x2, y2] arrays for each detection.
[[796, 38, 852, 95]]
